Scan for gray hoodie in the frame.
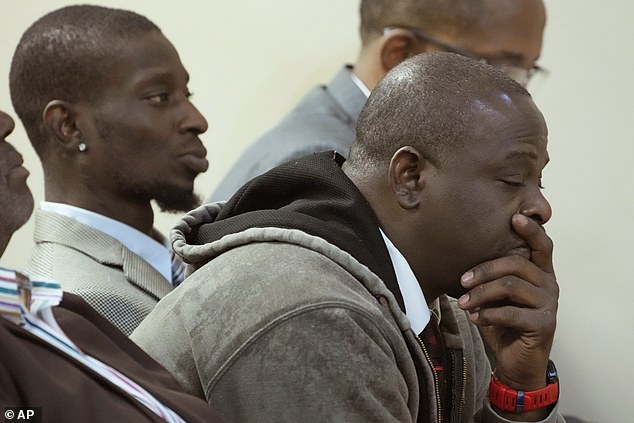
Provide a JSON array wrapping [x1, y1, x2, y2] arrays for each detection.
[[132, 153, 564, 423]]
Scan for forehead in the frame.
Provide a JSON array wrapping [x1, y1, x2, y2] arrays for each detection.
[[462, 93, 548, 167], [436, 0, 545, 64], [99, 30, 188, 92]]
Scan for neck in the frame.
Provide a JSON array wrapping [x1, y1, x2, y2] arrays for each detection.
[[380, 223, 444, 303], [349, 171, 444, 305], [352, 47, 385, 91], [44, 182, 155, 236]]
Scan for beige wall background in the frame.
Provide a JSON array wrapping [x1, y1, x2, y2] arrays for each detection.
[[1, 1, 631, 421]]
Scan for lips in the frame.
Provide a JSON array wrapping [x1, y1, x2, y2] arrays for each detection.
[[179, 150, 209, 174], [1, 143, 29, 180], [3, 158, 30, 188]]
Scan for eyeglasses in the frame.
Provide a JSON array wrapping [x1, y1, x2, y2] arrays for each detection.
[[384, 26, 547, 88]]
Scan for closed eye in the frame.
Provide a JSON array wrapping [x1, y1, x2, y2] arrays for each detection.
[[499, 179, 524, 187], [498, 179, 546, 190]]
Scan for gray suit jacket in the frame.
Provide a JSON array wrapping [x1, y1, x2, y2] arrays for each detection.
[[26, 208, 173, 335], [208, 65, 367, 201]]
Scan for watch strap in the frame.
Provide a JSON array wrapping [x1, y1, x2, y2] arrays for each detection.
[[488, 360, 559, 413]]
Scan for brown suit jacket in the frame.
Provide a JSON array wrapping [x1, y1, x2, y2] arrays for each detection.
[[0, 293, 222, 423]]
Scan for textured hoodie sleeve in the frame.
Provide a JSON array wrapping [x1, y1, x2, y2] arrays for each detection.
[[207, 306, 416, 423]]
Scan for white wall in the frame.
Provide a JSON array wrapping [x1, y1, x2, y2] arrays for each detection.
[[1, 2, 631, 422], [534, 2, 634, 422]]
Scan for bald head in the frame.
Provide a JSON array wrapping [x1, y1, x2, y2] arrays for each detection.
[[349, 52, 531, 172], [9, 5, 159, 158]]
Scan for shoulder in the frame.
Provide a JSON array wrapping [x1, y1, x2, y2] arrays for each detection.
[[28, 238, 162, 335], [209, 68, 364, 201], [209, 117, 353, 201], [172, 242, 413, 421], [248, 67, 365, 165], [30, 210, 125, 270], [0, 309, 220, 422], [136, 239, 408, 382]]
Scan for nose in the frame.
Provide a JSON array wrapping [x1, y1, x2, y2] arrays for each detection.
[[520, 188, 552, 225], [0, 110, 15, 139], [180, 100, 209, 135]]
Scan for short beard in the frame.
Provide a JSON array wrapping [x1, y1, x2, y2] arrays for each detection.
[[116, 178, 202, 214], [95, 119, 203, 214], [153, 184, 202, 213], [0, 187, 34, 237]]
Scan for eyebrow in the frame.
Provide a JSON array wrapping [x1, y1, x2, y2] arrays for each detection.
[[504, 149, 550, 167], [134, 68, 190, 87], [505, 150, 536, 160]]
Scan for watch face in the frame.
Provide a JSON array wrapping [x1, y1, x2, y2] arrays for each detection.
[[546, 360, 558, 384]]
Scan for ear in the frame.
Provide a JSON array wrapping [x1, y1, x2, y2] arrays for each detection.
[[42, 100, 83, 151], [388, 146, 431, 210], [379, 30, 418, 72]]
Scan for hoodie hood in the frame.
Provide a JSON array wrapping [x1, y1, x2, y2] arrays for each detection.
[[171, 151, 404, 309]]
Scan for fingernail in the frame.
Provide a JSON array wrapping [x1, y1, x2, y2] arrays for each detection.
[[461, 271, 474, 285], [469, 311, 479, 322], [458, 294, 469, 306]]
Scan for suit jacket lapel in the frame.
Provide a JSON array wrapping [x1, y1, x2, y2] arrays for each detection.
[[121, 248, 172, 300], [33, 209, 172, 300]]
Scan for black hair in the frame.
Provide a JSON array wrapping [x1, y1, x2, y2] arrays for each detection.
[[9, 5, 160, 157]]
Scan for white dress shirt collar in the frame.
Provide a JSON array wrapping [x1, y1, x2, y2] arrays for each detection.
[[379, 229, 430, 334], [40, 202, 172, 283]]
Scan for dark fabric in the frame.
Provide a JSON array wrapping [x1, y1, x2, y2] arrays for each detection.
[[0, 293, 222, 423], [419, 315, 452, 423], [193, 151, 404, 311]]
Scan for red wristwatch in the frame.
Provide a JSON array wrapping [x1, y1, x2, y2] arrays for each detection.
[[488, 360, 559, 413]]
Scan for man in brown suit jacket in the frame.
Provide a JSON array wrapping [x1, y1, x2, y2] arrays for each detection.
[[0, 108, 222, 422]]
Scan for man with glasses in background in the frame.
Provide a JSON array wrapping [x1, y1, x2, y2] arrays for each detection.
[[208, 0, 547, 201]]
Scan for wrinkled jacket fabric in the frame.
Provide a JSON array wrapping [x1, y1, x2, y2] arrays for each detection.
[[132, 152, 563, 423]]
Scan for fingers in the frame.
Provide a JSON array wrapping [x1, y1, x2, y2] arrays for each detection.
[[458, 271, 558, 329], [458, 274, 542, 312], [512, 214, 554, 273], [464, 303, 557, 339], [458, 251, 559, 326], [456, 215, 559, 396], [461, 254, 548, 290]]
